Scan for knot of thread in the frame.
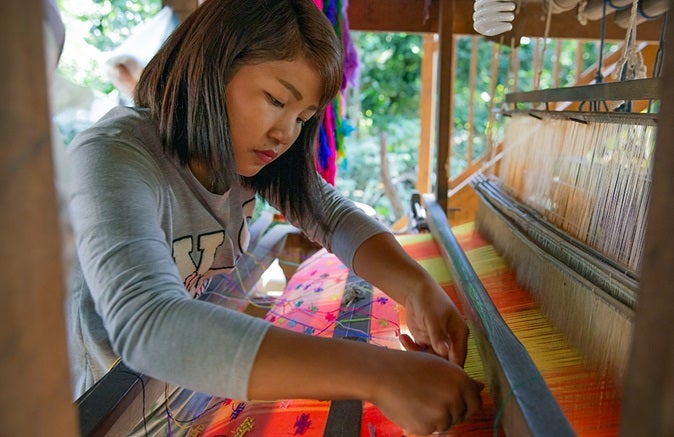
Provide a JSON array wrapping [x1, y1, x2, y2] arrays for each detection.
[[613, 0, 648, 80], [577, 0, 588, 26]]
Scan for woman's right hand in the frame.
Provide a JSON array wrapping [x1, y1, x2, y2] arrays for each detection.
[[367, 346, 484, 435], [249, 326, 483, 435]]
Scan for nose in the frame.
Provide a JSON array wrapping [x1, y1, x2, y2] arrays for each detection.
[[268, 117, 299, 148]]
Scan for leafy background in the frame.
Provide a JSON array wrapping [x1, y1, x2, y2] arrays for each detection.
[[55, 0, 614, 224]]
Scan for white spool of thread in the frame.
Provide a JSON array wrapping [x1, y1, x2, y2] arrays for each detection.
[[473, 0, 516, 36]]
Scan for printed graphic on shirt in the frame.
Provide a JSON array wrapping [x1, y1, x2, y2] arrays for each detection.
[[240, 196, 255, 252], [173, 231, 225, 298], [173, 197, 255, 298]]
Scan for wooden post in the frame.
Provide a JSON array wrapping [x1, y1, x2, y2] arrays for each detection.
[[162, 0, 199, 22], [416, 33, 437, 195], [0, 0, 78, 435], [467, 35, 478, 167], [435, 0, 455, 212], [620, 10, 674, 437]]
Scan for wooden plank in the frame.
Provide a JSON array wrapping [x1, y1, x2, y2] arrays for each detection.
[[416, 33, 436, 195], [76, 363, 164, 437], [0, 0, 78, 435], [323, 271, 372, 436], [347, 0, 439, 32], [162, 0, 198, 22], [435, 0, 455, 212], [620, 10, 674, 436], [347, 0, 662, 40], [506, 77, 661, 104], [467, 36, 478, 164]]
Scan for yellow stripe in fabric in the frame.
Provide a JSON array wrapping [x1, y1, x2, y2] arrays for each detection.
[[465, 245, 508, 277], [416, 257, 453, 285]]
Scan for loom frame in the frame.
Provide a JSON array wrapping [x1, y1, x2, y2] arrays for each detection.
[[505, 77, 661, 107], [422, 193, 576, 436]]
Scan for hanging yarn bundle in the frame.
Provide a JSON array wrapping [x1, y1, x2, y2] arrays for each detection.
[[612, 0, 648, 81], [313, 0, 358, 185]]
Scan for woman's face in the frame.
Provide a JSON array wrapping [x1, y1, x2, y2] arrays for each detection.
[[225, 58, 322, 177]]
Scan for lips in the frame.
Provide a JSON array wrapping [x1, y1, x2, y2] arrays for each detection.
[[254, 149, 278, 165]]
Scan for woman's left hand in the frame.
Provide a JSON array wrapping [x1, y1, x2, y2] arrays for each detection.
[[351, 232, 469, 366], [399, 278, 468, 366]]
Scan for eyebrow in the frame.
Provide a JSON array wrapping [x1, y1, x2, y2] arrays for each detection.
[[279, 79, 318, 111]]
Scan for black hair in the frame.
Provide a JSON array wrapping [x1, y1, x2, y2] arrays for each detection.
[[135, 0, 343, 220]]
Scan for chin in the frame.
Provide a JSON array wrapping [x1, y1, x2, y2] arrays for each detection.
[[237, 166, 263, 178]]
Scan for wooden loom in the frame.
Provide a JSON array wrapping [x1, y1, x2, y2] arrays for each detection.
[[412, 37, 669, 437], [3, 0, 673, 435], [73, 2, 674, 437], [437, 36, 668, 437], [72, 2, 661, 435], [425, 2, 671, 435]]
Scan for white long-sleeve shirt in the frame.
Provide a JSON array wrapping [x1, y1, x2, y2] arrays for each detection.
[[65, 106, 389, 400]]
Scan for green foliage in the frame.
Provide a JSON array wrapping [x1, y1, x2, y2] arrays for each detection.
[[451, 36, 507, 176], [56, 0, 161, 95], [356, 32, 423, 132], [84, 0, 162, 51], [337, 32, 423, 222]]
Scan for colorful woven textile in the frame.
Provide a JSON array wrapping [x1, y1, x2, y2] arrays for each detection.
[[195, 224, 622, 435], [196, 232, 501, 436]]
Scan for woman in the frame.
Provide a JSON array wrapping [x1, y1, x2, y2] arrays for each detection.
[[65, 0, 483, 434]]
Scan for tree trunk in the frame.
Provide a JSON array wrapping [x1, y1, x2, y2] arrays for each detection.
[[379, 131, 405, 220]]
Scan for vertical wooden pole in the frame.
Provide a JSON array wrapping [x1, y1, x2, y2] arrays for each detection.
[[553, 40, 561, 88], [416, 33, 437, 195], [467, 35, 478, 167], [576, 40, 584, 83], [532, 37, 541, 90], [162, 0, 199, 22], [436, 0, 455, 212], [486, 42, 500, 168], [0, 1, 78, 435], [620, 12, 674, 437], [512, 44, 520, 92]]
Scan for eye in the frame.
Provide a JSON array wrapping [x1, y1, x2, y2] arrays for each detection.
[[266, 93, 284, 108], [297, 114, 315, 127]]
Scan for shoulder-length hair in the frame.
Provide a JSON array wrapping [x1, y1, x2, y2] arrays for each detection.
[[135, 0, 343, 221]]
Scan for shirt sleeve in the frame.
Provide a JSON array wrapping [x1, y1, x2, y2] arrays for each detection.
[[280, 178, 391, 270], [68, 132, 270, 400]]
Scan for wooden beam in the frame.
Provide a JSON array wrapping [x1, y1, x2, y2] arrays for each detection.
[[490, 0, 664, 42], [416, 34, 437, 195], [162, 0, 198, 22], [0, 0, 78, 434], [620, 9, 674, 436], [347, 0, 662, 41], [423, 194, 575, 436], [347, 0, 439, 32], [435, 0, 455, 211]]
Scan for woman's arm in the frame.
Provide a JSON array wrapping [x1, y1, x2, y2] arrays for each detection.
[[283, 181, 469, 364], [351, 232, 469, 366], [248, 324, 483, 435], [247, 231, 482, 435]]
